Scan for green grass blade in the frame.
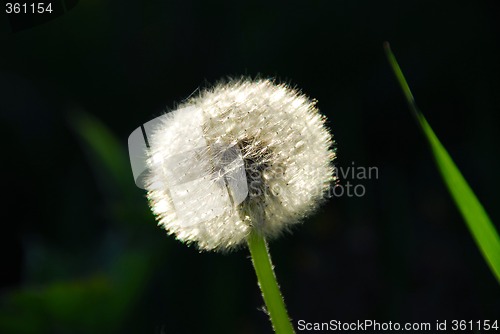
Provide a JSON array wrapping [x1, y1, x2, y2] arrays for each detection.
[[247, 232, 295, 334], [384, 42, 500, 284]]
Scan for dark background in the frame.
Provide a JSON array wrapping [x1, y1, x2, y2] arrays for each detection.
[[1, 0, 499, 333]]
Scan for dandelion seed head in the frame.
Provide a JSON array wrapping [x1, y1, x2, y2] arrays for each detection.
[[145, 79, 335, 251]]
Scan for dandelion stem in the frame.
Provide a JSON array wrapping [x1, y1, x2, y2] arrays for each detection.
[[247, 231, 295, 334]]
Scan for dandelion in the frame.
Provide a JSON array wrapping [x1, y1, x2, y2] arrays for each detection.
[[129, 78, 335, 333], [144, 79, 335, 251]]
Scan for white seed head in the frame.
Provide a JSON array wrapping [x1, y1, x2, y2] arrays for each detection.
[[145, 78, 335, 251]]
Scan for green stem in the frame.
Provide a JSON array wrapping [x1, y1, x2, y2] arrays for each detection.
[[247, 231, 295, 334]]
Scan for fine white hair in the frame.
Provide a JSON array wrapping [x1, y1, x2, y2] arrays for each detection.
[[145, 78, 335, 251]]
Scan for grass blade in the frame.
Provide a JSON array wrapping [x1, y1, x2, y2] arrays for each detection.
[[384, 42, 500, 284]]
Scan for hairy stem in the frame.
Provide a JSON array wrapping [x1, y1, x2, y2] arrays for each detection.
[[247, 231, 295, 334]]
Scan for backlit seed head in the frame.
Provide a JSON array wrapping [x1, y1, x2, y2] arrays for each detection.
[[145, 79, 335, 251]]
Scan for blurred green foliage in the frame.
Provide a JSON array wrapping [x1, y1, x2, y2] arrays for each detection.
[[0, 112, 163, 333]]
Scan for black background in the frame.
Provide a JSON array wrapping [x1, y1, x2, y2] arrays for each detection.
[[1, 1, 499, 333]]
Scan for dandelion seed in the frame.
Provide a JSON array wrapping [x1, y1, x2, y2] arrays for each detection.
[[139, 78, 335, 251]]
